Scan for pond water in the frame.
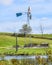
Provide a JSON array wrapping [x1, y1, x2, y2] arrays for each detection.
[[0, 55, 52, 65], [0, 55, 48, 60]]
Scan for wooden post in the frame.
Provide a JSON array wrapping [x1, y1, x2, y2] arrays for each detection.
[[15, 33, 18, 52]]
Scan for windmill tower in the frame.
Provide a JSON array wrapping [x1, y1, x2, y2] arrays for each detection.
[[16, 6, 32, 52], [27, 6, 32, 44], [27, 6, 32, 26]]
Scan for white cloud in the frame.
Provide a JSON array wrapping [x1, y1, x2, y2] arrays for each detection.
[[29, 0, 52, 4], [0, 0, 52, 34], [0, 0, 14, 5], [0, 17, 52, 34], [30, 0, 44, 3], [30, 17, 52, 34], [0, 20, 26, 32]]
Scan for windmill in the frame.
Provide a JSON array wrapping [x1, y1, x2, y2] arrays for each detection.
[[16, 6, 32, 25], [16, 6, 32, 52]]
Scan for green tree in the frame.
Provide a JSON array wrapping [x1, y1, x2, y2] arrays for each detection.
[[19, 24, 32, 36]]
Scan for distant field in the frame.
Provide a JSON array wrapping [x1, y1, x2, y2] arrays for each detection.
[[31, 34, 52, 39], [0, 32, 52, 38], [0, 33, 52, 55], [0, 33, 52, 47]]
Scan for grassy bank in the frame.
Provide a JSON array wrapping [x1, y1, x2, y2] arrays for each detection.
[[0, 47, 52, 55], [0, 33, 52, 55], [0, 35, 52, 47]]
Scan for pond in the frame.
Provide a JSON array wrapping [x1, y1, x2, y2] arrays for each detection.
[[0, 55, 52, 65], [0, 55, 48, 60]]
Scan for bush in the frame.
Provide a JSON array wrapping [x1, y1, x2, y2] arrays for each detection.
[[11, 59, 20, 65]]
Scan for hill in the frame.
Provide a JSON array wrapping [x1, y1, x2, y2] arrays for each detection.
[[0, 32, 52, 55], [0, 32, 52, 47]]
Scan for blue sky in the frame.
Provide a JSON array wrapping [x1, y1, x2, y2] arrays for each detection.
[[0, 0, 52, 34]]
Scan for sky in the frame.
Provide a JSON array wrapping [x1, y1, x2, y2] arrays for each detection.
[[0, 0, 52, 34]]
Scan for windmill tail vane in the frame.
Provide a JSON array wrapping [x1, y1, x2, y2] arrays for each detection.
[[16, 13, 23, 17]]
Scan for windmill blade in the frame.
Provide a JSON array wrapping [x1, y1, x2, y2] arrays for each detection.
[[27, 6, 32, 20]]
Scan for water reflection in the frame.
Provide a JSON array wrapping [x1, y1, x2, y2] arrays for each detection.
[[4, 55, 47, 60]]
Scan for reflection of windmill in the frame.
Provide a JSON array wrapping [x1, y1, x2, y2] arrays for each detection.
[[16, 6, 32, 52]]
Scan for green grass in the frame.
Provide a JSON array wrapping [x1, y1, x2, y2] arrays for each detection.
[[0, 47, 52, 55], [31, 34, 52, 39], [0, 33, 52, 55], [0, 35, 15, 47], [0, 34, 52, 47]]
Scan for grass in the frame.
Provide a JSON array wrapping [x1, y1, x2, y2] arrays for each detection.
[[0, 35, 52, 47], [0, 33, 52, 55], [31, 34, 52, 38], [0, 47, 52, 55]]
